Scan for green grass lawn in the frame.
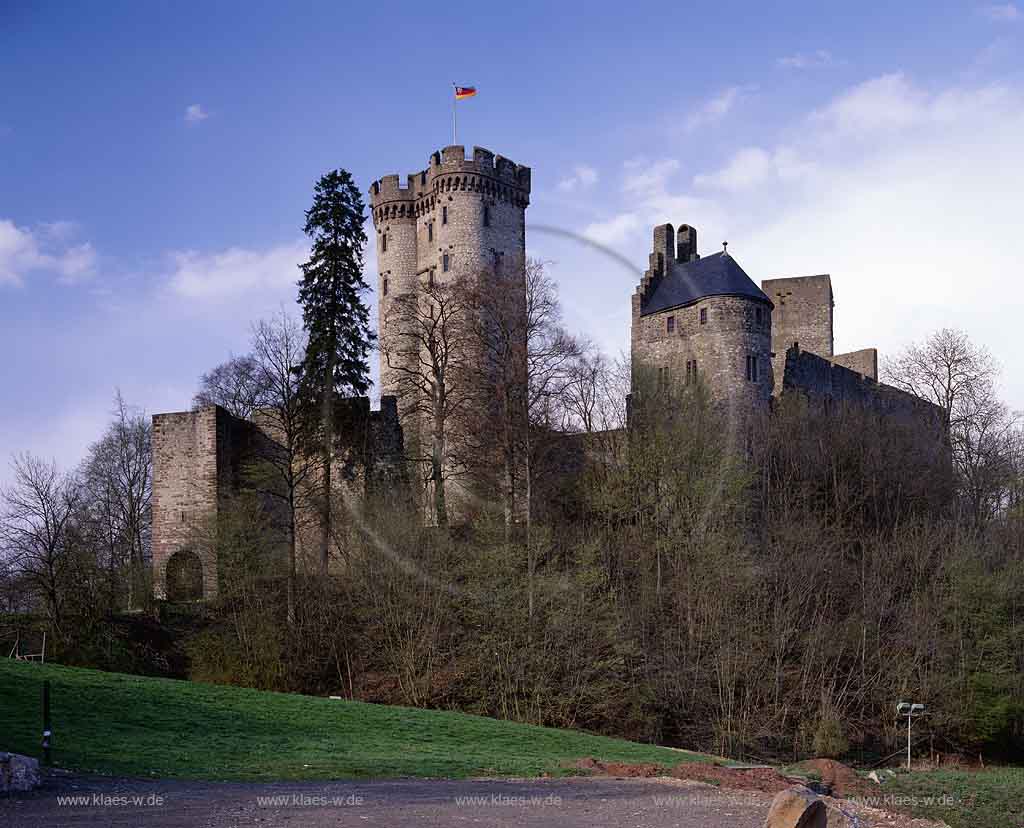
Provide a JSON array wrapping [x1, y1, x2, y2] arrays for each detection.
[[0, 659, 716, 781], [885, 767, 1024, 828]]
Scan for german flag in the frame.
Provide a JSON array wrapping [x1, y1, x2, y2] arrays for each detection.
[[454, 86, 477, 100]]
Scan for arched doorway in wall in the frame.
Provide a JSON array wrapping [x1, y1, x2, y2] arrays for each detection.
[[165, 549, 204, 602]]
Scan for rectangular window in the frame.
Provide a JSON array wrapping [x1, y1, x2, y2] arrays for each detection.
[[442, 253, 450, 272], [686, 360, 692, 385], [755, 306, 764, 326], [483, 205, 490, 227], [420, 171, 426, 186], [442, 205, 448, 225], [428, 269, 435, 286], [667, 315, 675, 333], [746, 355, 758, 382], [427, 221, 433, 242], [382, 277, 388, 296], [382, 233, 387, 252], [700, 307, 707, 325]]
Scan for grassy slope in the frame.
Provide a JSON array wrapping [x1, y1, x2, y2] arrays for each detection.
[[0, 660, 714, 781], [886, 768, 1024, 828]]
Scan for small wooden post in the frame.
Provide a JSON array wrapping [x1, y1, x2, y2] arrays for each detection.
[[42, 679, 52, 765]]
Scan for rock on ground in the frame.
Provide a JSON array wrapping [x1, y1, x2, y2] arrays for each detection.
[[764, 785, 827, 827], [0, 752, 41, 793]]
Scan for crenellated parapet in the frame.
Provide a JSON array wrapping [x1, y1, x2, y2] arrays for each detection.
[[370, 145, 531, 223]]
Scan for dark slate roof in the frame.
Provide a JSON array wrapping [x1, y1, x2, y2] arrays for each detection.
[[640, 252, 772, 316]]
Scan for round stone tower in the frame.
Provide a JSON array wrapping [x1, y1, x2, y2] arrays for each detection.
[[631, 223, 774, 413], [369, 145, 532, 399]]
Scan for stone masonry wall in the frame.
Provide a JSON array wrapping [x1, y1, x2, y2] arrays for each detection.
[[370, 145, 530, 404], [151, 408, 222, 600], [762, 275, 834, 392], [152, 400, 405, 600], [369, 146, 530, 521], [631, 294, 773, 410], [782, 345, 940, 423], [832, 348, 878, 380]]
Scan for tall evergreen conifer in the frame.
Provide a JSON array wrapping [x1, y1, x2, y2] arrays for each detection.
[[296, 169, 374, 574]]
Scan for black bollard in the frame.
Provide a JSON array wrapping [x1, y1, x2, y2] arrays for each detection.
[[42, 679, 52, 765]]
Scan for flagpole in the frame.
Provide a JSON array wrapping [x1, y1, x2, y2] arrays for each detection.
[[451, 82, 457, 145]]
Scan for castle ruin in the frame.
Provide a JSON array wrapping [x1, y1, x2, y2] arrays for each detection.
[[150, 145, 937, 601]]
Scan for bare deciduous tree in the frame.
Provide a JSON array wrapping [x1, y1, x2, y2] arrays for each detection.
[[1, 453, 80, 633], [884, 327, 998, 435], [383, 278, 476, 527], [247, 311, 314, 625], [79, 391, 152, 609], [559, 346, 629, 434], [885, 328, 1019, 524], [193, 354, 270, 419]]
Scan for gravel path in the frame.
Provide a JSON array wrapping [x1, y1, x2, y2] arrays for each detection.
[[1, 773, 943, 827]]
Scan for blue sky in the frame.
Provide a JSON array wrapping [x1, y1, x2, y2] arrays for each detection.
[[2, 0, 1023, 477]]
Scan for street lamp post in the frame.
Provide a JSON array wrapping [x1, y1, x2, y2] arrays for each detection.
[[896, 702, 926, 770]]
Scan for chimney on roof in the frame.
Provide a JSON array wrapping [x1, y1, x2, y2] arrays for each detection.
[[676, 224, 698, 262]]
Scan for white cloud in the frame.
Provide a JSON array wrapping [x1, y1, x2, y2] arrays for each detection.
[[577, 159, 712, 247], [810, 73, 930, 135], [167, 241, 309, 302], [583, 213, 642, 246], [694, 147, 773, 192], [777, 50, 835, 69], [557, 165, 598, 192], [982, 3, 1020, 21], [184, 104, 209, 124], [684, 86, 745, 131], [623, 158, 680, 199], [0, 219, 96, 286], [56, 243, 97, 284]]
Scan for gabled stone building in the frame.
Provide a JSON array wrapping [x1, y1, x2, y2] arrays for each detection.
[[631, 222, 934, 419]]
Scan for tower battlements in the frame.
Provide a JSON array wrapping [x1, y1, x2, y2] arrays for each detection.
[[370, 145, 531, 216]]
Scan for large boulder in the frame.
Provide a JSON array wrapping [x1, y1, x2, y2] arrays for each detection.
[[0, 751, 42, 793], [764, 785, 827, 828]]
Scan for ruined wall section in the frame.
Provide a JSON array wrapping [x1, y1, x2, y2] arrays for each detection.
[[782, 345, 940, 423], [152, 407, 224, 600], [832, 348, 878, 381], [152, 400, 406, 599], [762, 275, 834, 392]]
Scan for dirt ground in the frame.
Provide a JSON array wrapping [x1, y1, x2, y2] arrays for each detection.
[[1, 771, 946, 827]]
